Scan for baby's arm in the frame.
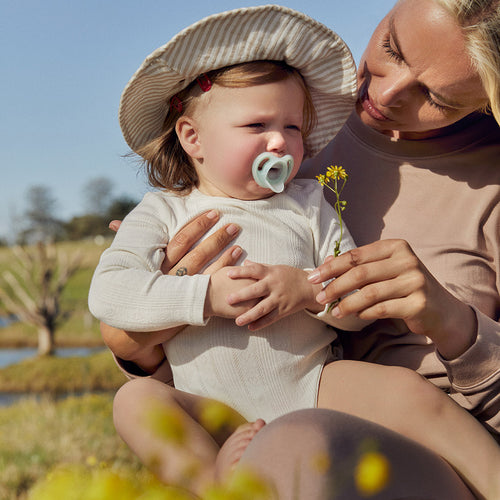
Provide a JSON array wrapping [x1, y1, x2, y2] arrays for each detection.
[[225, 261, 323, 331]]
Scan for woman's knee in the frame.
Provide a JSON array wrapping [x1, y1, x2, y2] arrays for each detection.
[[383, 365, 449, 417], [238, 409, 474, 500]]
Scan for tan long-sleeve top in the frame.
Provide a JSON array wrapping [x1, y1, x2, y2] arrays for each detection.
[[301, 111, 500, 436]]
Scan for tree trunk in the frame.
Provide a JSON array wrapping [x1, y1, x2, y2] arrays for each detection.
[[38, 326, 55, 356]]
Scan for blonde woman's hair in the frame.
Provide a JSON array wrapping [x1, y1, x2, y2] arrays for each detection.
[[432, 0, 500, 124], [137, 61, 317, 192]]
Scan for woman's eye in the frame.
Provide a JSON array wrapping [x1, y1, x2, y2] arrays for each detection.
[[423, 90, 449, 113], [382, 37, 403, 63]]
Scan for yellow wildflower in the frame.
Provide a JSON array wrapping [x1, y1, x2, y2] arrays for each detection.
[[326, 165, 348, 180], [316, 174, 328, 186]]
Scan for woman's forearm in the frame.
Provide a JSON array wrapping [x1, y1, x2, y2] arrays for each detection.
[[100, 322, 178, 373]]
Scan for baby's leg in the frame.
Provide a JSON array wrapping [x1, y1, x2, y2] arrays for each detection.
[[215, 419, 266, 481], [113, 378, 263, 494], [318, 360, 500, 500]]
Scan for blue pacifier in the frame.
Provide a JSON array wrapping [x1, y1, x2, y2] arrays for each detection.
[[251, 153, 294, 193]]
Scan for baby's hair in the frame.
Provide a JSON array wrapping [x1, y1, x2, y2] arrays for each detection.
[[136, 61, 317, 192]]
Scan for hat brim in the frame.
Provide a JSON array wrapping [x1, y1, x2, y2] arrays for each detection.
[[119, 4, 357, 159]]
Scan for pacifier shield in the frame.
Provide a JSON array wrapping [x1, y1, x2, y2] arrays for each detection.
[[252, 153, 294, 193]]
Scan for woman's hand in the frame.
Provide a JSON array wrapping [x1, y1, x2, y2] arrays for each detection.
[[101, 210, 243, 372], [109, 210, 242, 276], [308, 239, 477, 359], [224, 261, 324, 331]]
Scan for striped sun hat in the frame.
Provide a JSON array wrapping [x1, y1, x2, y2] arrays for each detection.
[[119, 4, 357, 159]]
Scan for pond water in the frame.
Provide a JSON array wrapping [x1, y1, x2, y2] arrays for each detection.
[[0, 314, 18, 328], [0, 346, 105, 369]]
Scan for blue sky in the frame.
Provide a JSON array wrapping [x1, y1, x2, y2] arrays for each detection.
[[0, 0, 395, 241]]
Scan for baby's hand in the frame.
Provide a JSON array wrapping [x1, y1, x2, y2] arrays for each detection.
[[226, 261, 323, 330], [204, 266, 258, 319]]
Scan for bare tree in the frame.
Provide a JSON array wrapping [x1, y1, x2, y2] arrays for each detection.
[[0, 242, 82, 355]]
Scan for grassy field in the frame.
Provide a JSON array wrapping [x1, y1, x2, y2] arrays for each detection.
[[0, 350, 126, 393], [0, 240, 145, 499], [0, 393, 146, 500], [0, 345, 133, 499]]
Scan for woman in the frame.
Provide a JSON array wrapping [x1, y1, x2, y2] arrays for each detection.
[[103, 0, 499, 497]]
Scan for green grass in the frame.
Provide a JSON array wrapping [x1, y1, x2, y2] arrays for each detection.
[[0, 393, 145, 500], [0, 350, 126, 393], [0, 241, 168, 499]]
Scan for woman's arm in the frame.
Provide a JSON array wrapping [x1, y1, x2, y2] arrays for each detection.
[[308, 239, 477, 359], [100, 210, 243, 374], [309, 239, 500, 435]]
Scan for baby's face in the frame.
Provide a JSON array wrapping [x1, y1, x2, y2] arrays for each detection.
[[190, 78, 305, 200]]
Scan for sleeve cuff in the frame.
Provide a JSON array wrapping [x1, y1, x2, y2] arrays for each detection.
[[112, 352, 174, 386], [438, 305, 500, 391]]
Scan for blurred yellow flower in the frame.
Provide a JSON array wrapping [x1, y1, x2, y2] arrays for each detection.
[[146, 401, 187, 445], [199, 399, 246, 434], [354, 451, 391, 496]]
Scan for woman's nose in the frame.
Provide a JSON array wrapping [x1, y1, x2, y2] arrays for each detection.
[[378, 70, 413, 108]]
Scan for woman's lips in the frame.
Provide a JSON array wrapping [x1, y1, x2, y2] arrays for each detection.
[[360, 90, 390, 121]]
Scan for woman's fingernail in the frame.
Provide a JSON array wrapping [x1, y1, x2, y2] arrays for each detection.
[[231, 246, 242, 259], [206, 209, 219, 219], [316, 291, 326, 303], [308, 271, 320, 282], [226, 224, 240, 236], [330, 306, 341, 318]]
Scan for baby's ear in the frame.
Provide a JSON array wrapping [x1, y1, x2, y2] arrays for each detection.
[[176, 116, 202, 159]]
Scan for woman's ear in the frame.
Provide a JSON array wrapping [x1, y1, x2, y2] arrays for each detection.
[[176, 116, 202, 159]]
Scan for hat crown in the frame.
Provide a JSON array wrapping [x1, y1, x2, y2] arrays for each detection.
[[119, 5, 357, 159]]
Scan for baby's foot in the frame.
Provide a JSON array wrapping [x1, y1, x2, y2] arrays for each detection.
[[215, 419, 266, 482]]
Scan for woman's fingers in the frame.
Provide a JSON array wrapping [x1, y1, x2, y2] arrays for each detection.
[[309, 239, 435, 328], [203, 245, 243, 275], [166, 223, 240, 275], [332, 275, 421, 320], [108, 210, 241, 275], [163, 210, 220, 271], [311, 240, 420, 304], [163, 210, 240, 274], [109, 220, 121, 232], [309, 239, 410, 285]]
